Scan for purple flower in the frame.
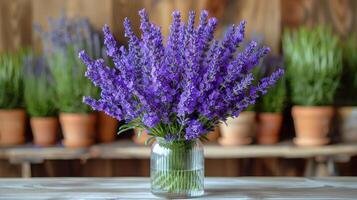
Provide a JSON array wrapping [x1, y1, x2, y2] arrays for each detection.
[[185, 119, 206, 140], [80, 9, 284, 141]]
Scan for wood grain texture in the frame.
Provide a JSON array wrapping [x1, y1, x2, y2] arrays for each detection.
[[66, 0, 113, 32], [111, 0, 145, 44], [0, 0, 356, 52], [0, 0, 32, 52], [282, 0, 357, 38], [236, 0, 281, 53], [0, 177, 357, 199]]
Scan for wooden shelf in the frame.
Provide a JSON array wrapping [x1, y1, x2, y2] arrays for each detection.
[[1, 141, 357, 162], [1, 141, 357, 178]]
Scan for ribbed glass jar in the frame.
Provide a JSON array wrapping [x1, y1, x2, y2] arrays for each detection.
[[150, 138, 204, 198]]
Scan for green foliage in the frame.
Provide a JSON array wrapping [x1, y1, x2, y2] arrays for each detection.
[[48, 45, 98, 113], [336, 34, 357, 106], [24, 55, 57, 117], [0, 51, 26, 109], [283, 26, 342, 106], [258, 78, 286, 113]]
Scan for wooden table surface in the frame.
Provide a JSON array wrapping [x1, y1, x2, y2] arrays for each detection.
[[0, 177, 356, 199]]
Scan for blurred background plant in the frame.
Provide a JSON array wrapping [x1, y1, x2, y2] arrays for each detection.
[[35, 14, 103, 113], [283, 26, 342, 106], [23, 53, 57, 117], [0, 49, 28, 146], [284, 26, 342, 146], [336, 34, 357, 106], [0, 50, 26, 109]]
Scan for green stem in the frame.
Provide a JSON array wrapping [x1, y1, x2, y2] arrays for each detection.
[[152, 140, 203, 193]]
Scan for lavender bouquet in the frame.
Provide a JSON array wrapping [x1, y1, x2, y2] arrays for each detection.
[[80, 9, 283, 197]]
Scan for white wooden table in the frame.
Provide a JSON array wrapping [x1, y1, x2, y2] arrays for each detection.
[[0, 177, 356, 199]]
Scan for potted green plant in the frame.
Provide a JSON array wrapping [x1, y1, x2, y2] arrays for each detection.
[[256, 55, 286, 144], [336, 34, 357, 142], [283, 26, 342, 146], [51, 45, 98, 147], [0, 51, 26, 146], [24, 54, 58, 146], [37, 16, 100, 147]]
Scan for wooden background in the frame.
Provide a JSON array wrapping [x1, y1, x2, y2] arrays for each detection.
[[1, 0, 357, 53], [0, 0, 357, 177]]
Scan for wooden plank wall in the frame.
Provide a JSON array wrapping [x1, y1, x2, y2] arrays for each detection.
[[2, 0, 356, 53], [0, 0, 356, 177]]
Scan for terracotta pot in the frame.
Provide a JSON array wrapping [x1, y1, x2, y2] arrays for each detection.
[[257, 113, 283, 144], [59, 113, 96, 148], [218, 111, 256, 146], [0, 109, 26, 146], [337, 107, 357, 143], [205, 126, 220, 142], [292, 106, 334, 146], [133, 128, 154, 145], [97, 112, 119, 143], [30, 117, 58, 146]]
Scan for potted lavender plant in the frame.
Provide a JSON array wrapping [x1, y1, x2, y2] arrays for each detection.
[[283, 26, 342, 146], [336, 34, 357, 142], [24, 54, 58, 146], [256, 55, 286, 144], [80, 9, 283, 198], [0, 51, 26, 146], [37, 15, 102, 147]]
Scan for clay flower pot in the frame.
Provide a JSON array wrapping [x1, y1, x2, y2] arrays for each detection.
[[292, 106, 334, 146], [218, 111, 256, 146], [59, 113, 96, 147], [30, 117, 58, 146], [337, 107, 357, 143], [97, 112, 119, 143], [205, 126, 220, 142], [257, 113, 283, 144], [0, 109, 26, 146], [133, 128, 154, 145]]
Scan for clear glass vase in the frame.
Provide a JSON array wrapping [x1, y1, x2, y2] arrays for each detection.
[[150, 138, 204, 198]]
